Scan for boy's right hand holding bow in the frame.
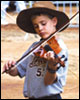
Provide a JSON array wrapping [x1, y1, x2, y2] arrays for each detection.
[[2, 60, 18, 76]]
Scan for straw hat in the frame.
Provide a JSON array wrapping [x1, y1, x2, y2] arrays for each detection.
[[17, 1, 69, 34]]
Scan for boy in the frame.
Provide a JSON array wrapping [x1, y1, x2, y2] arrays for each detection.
[[2, 1, 69, 99]]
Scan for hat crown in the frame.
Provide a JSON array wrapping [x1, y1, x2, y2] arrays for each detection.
[[32, 1, 56, 10]]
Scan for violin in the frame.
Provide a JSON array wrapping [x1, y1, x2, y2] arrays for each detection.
[[2, 11, 79, 74], [34, 36, 67, 67], [33, 11, 79, 67]]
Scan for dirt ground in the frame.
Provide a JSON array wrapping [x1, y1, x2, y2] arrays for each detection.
[[1, 10, 79, 99]]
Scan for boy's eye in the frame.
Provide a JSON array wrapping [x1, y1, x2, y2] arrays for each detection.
[[41, 22, 46, 26], [33, 21, 47, 29]]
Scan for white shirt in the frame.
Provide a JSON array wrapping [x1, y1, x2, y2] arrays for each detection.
[[16, 38, 69, 98]]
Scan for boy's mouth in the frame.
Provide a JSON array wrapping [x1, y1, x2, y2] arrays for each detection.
[[40, 32, 46, 36]]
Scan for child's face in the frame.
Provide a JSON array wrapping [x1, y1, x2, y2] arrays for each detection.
[[32, 15, 57, 39]]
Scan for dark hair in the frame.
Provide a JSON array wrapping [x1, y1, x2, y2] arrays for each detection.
[[31, 12, 54, 20]]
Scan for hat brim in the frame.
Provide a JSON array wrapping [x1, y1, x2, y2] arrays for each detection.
[[17, 7, 69, 34]]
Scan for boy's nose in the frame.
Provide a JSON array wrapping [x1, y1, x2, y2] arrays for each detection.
[[38, 25, 43, 31]]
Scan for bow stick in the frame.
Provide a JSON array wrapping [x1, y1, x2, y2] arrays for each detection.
[[2, 11, 79, 74]]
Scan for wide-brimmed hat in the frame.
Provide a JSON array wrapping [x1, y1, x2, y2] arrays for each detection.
[[17, 1, 69, 34]]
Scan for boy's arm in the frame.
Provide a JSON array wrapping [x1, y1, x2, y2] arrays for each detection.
[[44, 58, 58, 85], [44, 50, 68, 86]]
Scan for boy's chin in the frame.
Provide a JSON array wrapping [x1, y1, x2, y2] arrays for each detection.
[[40, 35, 50, 39]]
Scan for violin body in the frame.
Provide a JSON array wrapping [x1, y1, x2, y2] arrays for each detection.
[[34, 36, 67, 67]]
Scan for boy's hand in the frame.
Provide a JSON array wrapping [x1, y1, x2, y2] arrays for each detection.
[[44, 51, 55, 60], [2, 60, 16, 74], [44, 51, 58, 69]]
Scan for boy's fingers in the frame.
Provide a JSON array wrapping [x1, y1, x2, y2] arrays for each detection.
[[2, 63, 9, 73], [7, 60, 11, 68], [44, 51, 54, 60], [8, 60, 15, 68], [12, 61, 16, 65], [2, 60, 15, 74]]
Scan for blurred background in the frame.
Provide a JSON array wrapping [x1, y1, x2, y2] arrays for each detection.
[[1, 1, 79, 26], [1, 1, 79, 99]]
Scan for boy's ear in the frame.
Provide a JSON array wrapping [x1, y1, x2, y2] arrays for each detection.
[[52, 17, 58, 26]]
